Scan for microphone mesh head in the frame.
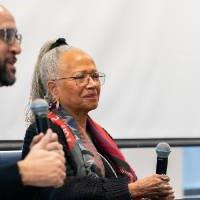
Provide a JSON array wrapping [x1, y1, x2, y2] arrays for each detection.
[[156, 142, 171, 158], [31, 99, 49, 115]]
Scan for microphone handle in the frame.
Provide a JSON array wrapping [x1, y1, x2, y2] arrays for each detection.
[[156, 157, 168, 174], [35, 114, 49, 133]]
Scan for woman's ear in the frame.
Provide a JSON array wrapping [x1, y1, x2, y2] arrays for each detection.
[[47, 80, 58, 98]]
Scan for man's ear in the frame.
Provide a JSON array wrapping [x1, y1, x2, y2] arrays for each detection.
[[47, 80, 58, 98]]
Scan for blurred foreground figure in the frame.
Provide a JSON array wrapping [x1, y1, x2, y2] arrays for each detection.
[[0, 5, 66, 200]]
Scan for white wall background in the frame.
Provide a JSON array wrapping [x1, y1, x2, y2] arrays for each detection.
[[1, 0, 200, 139]]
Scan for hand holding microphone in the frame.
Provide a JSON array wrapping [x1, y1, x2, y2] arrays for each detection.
[[128, 142, 174, 199], [20, 129, 66, 187], [19, 99, 66, 188]]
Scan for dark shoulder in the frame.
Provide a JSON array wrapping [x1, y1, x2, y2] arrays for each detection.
[[25, 120, 64, 138], [22, 120, 67, 158]]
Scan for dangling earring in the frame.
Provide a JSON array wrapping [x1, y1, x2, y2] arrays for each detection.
[[56, 98, 60, 110]]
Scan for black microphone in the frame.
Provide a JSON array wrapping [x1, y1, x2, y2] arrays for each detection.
[[31, 99, 49, 134], [156, 142, 171, 174]]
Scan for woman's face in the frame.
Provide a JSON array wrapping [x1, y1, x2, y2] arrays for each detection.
[[52, 48, 101, 115]]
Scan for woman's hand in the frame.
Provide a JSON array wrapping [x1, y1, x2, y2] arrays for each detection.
[[128, 174, 174, 199]]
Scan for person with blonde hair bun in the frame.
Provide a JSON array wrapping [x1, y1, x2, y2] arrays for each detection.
[[23, 38, 174, 200]]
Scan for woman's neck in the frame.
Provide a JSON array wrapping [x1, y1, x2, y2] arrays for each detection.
[[74, 114, 87, 131], [66, 108, 87, 131]]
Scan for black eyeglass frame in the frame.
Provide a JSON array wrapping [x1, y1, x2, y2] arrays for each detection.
[[0, 28, 22, 44]]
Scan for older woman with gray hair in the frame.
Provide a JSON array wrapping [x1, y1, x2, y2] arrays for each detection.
[[22, 38, 174, 200]]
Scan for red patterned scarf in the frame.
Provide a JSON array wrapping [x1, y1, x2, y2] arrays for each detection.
[[48, 111, 137, 182]]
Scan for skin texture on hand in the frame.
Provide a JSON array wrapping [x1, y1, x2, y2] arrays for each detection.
[[128, 174, 175, 199], [18, 129, 66, 188]]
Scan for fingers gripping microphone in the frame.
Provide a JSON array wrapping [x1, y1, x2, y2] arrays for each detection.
[[31, 99, 49, 134], [156, 142, 171, 174]]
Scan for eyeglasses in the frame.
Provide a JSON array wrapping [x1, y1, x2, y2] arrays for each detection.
[[53, 71, 106, 86], [0, 28, 22, 44]]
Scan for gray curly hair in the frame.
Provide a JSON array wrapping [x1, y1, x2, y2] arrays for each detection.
[[25, 39, 72, 124]]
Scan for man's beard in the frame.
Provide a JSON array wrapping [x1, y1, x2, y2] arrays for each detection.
[[0, 59, 16, 86]]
